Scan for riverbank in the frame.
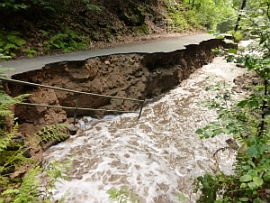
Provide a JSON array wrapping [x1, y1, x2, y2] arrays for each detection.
[[44, 57, 248, 203]]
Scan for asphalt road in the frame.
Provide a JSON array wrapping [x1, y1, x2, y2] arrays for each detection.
[[0, 33, 214, 76]]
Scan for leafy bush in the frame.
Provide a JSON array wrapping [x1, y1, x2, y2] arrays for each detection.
[[22, 47, 37, 58], [0, 30, 26, 58], [43, 26, 89, 53], [0, 0, 100, 12], [217, 17, 236, 33], [0, 1, 29, 11], [227, 30, 243, 43], [167, 0, 237, 32], [167, 4, 190, 32], [183, 9, 203, 29], [194, 1, 270, 202]]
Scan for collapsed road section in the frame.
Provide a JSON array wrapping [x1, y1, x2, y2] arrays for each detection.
[[3, 38, 233, 135]]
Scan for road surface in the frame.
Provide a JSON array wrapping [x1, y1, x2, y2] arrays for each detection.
[[0, 33, 214, 76]]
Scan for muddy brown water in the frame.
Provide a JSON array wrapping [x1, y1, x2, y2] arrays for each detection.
[[43, 57, 247, 203]]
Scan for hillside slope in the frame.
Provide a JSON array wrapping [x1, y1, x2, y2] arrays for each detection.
[[0, 0, 202, 59]]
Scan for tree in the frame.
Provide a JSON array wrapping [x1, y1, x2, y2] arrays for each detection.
[[181, 0, 237, 30], [233, 0, 247, 33]]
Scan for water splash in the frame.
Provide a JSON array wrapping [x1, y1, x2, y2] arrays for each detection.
[[44, 57, 247, 203]]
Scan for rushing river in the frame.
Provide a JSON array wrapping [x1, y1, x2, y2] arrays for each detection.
[[44, 57, 247, 203]]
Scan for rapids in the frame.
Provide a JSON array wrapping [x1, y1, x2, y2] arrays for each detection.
[[43, 57, 247, 203]]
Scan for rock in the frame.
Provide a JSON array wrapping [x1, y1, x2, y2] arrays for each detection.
[[226, 138, 239, 150], [68, 124, 79, 135], [105, 60, 110, 65], [233, 71, 262, 92], [82, 117, 89, 123]]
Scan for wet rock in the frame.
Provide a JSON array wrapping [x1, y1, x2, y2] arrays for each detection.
[[226, 138, 239, 150], [233, 71, 262, 92], [68, 124, 79, 135]]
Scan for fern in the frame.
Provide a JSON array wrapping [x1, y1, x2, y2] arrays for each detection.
[[234, 134, 244, 145], [0, 123, 34, 176], [0, 90, 30, 118], [13, 166, 41, 203], [0, 109, 14, 118], [0, 30, 26, 57], [0, 53, 70, 202], [0, 122, 18, 155], [0, 133, 12, 153], [35, 124, 69, 144]]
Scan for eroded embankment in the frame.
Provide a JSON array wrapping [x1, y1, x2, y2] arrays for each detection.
[[5, 39, 231, 135]]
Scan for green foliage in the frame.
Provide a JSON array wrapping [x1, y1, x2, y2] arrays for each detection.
[[0, 0, 57, 12], [183, 9, 203, 29], [91, 33, 100, 41], [194, 1, 270, 202], [0, 30, 26, 58], [167, 0, 237, 32], [131, 24, 150, 36], [228, 30, 243, 42], [11, 166, 42, 203], [71, 0, 101, 11], [0, 55, 71, 202], [35, 124, 69, 145], [175, 193, 188, 202], [0, 1, 29, 11], [194, 173, 221, 203], [0, 0, 100, 12], [212, 47, 225, 56], [22, 47, 37, 58], [0, 93, 30, 119], [1, 159, 72, 203], [0, 52, 10, 61], [105, 31, 114, 42], [217, 16, 237, 33], [167, 3, 190, 32], [107, 187, 140, 203], [0, 1, 100, 58], [43, 26, 89, 53]]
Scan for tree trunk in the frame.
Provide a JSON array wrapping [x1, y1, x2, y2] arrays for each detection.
[[234, 0, 247, 33]]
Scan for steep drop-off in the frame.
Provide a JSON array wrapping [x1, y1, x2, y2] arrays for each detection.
[[5, 38, 231, 137]]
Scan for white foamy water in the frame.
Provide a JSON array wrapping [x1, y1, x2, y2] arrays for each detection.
[[44, 57, 247, 203]]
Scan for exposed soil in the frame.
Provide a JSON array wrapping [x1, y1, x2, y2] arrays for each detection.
[[5, 38, 232, 137]]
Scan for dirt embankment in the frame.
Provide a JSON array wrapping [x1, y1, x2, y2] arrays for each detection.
[[5, 38, 231, 136]]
